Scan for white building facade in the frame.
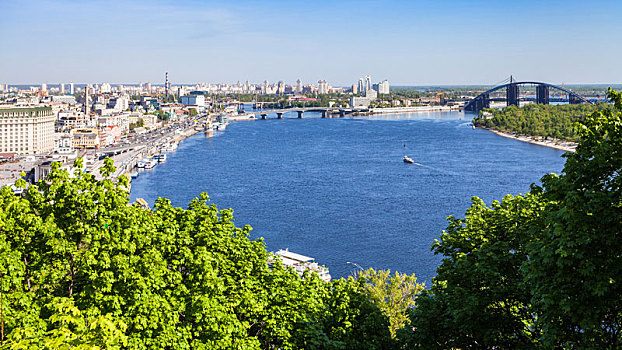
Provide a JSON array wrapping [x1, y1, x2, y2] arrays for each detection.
[[0, 106, 55, 154]]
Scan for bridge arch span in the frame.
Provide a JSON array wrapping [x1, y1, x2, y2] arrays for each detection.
[[464, 81, 593, 113]]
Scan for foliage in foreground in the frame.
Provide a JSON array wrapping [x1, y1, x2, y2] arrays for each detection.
[[404, 89, 622, 348], [0, 158, 423, 349]]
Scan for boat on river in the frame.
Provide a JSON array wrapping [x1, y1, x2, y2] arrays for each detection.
[[136, 159, 147, 168], [144, 159, 157, 169], [403, 156, 415, 164], [271, 249, 331, 282], [154, 153, 167, 163]]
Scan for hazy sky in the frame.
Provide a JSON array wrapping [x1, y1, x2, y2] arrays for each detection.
[[1, 0, 621, 86]]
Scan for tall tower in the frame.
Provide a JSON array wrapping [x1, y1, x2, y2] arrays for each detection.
[[83, 86, 89, 114], [60, 83, 65, 94], [365, 75, 371, 92], [70, 82, 75, 94], [296, 79, 302, 94], [165, 72, 169, 97]]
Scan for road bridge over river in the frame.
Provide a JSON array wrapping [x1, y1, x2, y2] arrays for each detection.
[[247, 107, 369, 119]]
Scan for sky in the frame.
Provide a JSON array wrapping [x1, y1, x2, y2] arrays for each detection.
[[1, 0, 621, 86]]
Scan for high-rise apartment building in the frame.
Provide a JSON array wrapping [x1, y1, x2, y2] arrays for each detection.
[[365, 75, 372, 92], [377, 80, 390, 94], [296, 79, 302, 94], [358, 78, 364, 94], [60, 83, 65, 94], [69, 82, 75, 94], [0, 106, 55, 154], [318, 80, 329, 94]]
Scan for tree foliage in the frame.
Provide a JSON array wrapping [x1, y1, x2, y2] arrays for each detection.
[[0, 159, 402, 349], [405, 89, 622, 348], [473, 103, 610, 142], [357, 269, 423, 338]]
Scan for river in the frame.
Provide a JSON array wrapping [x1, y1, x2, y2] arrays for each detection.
[[129, 111, 566, 283]]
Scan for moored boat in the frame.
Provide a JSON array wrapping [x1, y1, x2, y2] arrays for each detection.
[[144, 159, 157, 169], [271, 249, 331, 282]]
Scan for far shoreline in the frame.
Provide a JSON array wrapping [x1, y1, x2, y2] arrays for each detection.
[[477, 126, 577, 153]]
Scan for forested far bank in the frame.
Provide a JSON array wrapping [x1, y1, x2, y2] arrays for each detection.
[[472, 102, 612, 142]]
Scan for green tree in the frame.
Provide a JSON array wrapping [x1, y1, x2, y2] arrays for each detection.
[[0, 158, 399, 349], [358, 268, 423, 338], [527, 88, 622, 348], [403, 193, 544, 349]]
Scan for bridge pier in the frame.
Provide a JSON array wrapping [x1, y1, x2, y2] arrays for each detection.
[[569, 94, 582, 104], [297, 111, 303, 118], [536, 85, 549, 105], [321, 111, 327, 118], [507, 83, 519, 107], [339, 110, 345, 117], [277, 112, 283, 119], [261, 114, 267, 120]]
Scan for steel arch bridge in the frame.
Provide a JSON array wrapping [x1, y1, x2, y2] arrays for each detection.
[[464, 81, 593, 113]]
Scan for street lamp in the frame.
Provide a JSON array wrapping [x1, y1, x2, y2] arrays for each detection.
[[346, 261, 364, 276]]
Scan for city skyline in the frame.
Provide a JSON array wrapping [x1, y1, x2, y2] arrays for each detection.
[[1, 0, 621, 85]]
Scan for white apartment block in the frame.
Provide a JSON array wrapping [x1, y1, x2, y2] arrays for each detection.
[[0, 106, 55, 154]]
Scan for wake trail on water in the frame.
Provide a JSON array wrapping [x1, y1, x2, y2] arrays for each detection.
[[409, 161, 460, 176]]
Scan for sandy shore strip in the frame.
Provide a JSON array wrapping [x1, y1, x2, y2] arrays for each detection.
[[479, 127, 577, 153]]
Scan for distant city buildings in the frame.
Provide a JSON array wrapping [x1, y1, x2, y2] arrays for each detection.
[[180, 95, 205, 107]]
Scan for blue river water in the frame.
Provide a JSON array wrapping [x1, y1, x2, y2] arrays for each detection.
[[130, 111, 566, 284]]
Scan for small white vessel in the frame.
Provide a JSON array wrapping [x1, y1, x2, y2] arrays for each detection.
[[272, 249, 331, 282], [403, 155, 415, 164], [163, 143, 178, 152], [136, 159, 147, 168], [144, 159, 157, 169]]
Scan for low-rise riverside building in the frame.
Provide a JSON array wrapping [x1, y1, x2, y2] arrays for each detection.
[[0, 105, 55, 154], [71, 128, 100, 150]]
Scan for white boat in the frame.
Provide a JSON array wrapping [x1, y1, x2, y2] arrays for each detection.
[[272, 249, 331, 282], [157, 153, 167, 163], [403, 156, 415, 164], [163, 143, 178, 152], [130, 171, 139, 179], [136, 159, 147, 168], [144, 159, 157, 169]]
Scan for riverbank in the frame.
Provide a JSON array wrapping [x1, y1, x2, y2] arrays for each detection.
[[479, 127, 577, 153]]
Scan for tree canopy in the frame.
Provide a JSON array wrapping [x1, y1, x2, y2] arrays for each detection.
[[0, 158, 420, 349], [404, 89, 622, 348], [473, 103, 611, 142]]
